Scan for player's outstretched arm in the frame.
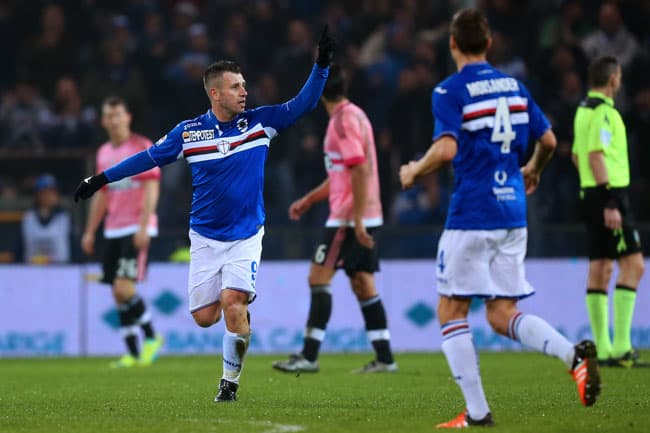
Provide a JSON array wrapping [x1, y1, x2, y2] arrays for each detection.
[[74, 150, 157, 202], [400, 136, 457, 189], [288, 179, 329, 221]]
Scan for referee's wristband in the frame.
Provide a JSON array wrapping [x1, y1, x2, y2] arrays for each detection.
[[596, 184, 619, 209]]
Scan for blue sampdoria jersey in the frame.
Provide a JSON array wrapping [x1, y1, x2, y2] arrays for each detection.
[[146, 64, 328, 241], [432, 62, 550, 230]]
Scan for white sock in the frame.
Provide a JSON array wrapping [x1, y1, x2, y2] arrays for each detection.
[[222, 329, 250, 384], [508, 313, 575, 368], [441, 319, 490, 420]]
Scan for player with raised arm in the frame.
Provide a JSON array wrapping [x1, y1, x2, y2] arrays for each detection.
[[272, 64, 396, 374], [399, 9, 600, 428], [75, 26, 335, 402], [82, 96, 163, 368]]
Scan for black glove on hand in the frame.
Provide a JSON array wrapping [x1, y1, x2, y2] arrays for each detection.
[[316, 24, 335, 68], [74, 172, 108, 202]]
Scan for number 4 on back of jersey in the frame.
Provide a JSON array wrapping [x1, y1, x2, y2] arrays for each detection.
[[491, 97, 516, 154]]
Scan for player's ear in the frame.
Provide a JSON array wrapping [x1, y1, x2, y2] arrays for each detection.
[[449, 36, 457, 51], [485, 36, 493, 51]]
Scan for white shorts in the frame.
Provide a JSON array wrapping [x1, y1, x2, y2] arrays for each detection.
[[187, 227, 263, 313], [435, 228, 534, 299]]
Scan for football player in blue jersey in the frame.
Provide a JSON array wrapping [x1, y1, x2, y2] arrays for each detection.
[[399, 9, 600, 428], [74, 26, 335, 403]]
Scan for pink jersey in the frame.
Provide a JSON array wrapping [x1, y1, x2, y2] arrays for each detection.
[[324, 101, 383, 227], [96, 133, 161, 238]]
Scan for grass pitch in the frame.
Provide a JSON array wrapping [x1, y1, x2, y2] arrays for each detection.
[[1, 352, 648, 433]]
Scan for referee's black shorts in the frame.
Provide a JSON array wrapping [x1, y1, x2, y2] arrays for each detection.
[[580, 187, 642, 260], [312, 227, 380, 277]]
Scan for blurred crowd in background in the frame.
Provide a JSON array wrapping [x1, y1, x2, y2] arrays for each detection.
[[1, 0, 650, 262]]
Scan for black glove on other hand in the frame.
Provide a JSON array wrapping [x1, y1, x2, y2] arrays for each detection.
[[74, 172, 108, 202], [316, 24, 335, 68]]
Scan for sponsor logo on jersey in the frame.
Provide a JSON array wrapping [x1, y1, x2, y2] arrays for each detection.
[[182, 130, 216, 143], [236, 117, 249, 132], [492, 170, 515, 201]]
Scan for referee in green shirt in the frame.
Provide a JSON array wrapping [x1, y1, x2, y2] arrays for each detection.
[[572, 56, 645, 367]]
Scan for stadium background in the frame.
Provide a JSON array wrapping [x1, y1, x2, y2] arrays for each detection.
[[0, 0, 649, 357]]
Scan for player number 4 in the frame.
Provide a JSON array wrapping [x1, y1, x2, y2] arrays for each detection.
[[491, 97, 516, 154]]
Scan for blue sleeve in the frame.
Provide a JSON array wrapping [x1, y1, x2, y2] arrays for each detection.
[[104, 151, 157, 182], [520, 83, 551, 141], [147, 123, 184, 165], [254, 64, 329, 132], [432, 83, 462, 141]]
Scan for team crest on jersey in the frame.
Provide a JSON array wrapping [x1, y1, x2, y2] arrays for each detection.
[[236, 117, 248, 133], [217, 140, 231, 154]]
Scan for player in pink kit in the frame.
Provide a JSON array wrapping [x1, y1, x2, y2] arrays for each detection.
[[82, 96, 163, 368], [273, 65, 396, 374]]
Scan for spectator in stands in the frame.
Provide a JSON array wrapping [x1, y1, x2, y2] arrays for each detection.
[[42, 77, 96, 148], [581, 2, 640, 70], [0, 76, 52, 150], [20, 174, 71, 264], [19, 3, 79, 99], [82, 39, 147, 132]]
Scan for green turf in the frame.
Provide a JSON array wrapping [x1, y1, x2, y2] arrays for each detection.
[[1, 352, 649, 433]]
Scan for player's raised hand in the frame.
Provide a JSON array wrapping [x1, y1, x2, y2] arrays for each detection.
[[316, 24, 335, 67], [289, 196, 312, 221], [74, 173, 108, 202]]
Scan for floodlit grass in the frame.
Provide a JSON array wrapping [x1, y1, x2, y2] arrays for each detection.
[[1, 352, 649, 433]]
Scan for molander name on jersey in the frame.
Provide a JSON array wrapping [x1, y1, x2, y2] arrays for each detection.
[[182, 130, 215, 143], [466, 77, 519, 97]]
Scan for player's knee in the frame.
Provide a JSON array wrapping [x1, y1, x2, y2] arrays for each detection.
[[350, 273, 376, 300], [192, 304, 222, 328], [485, 304, 515, 336], [192, 310, 221, 328], [486, 312, 509, 335], [437, 297, 470, 324], [620, 254, 645, 282], [112, 279, 135, 304], [222, 301, 246, 322]]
